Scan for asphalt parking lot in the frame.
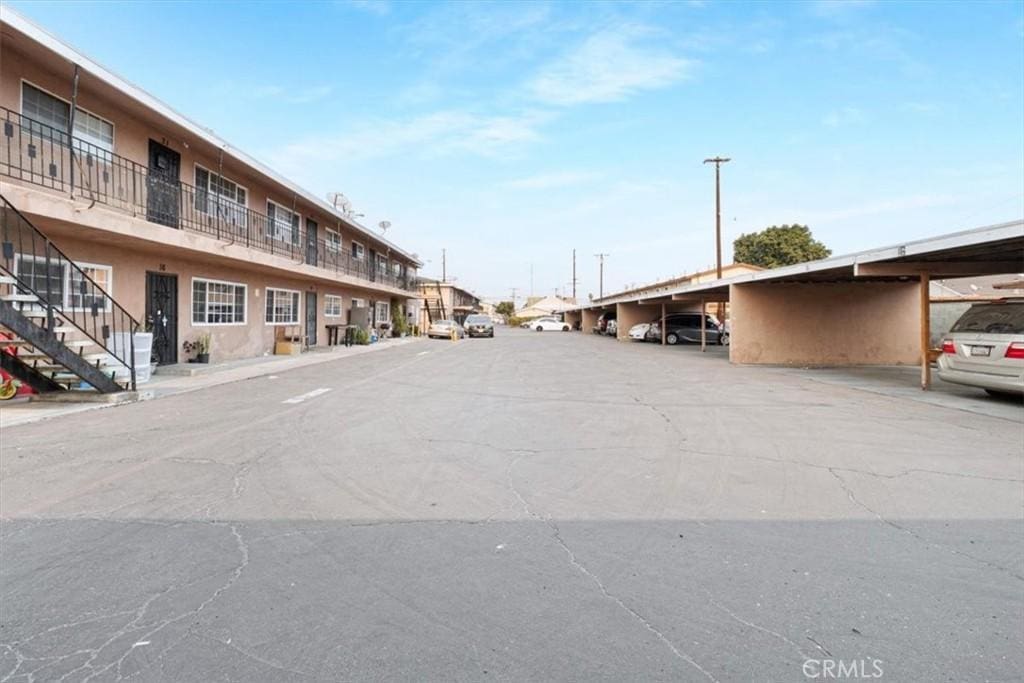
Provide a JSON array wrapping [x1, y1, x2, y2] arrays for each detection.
[[1, 328, 1021, 681]]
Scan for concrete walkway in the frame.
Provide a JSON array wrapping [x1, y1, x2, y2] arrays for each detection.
[[0, 336, 425, 429]]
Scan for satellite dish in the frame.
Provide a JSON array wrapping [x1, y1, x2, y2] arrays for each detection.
[[378, 220, 391, 234], [326, 192, 353, 216]]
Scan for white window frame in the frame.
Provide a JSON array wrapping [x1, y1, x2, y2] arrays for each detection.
[[191, 277, 247, 326], [194, 163, 248, 227], [375, 301, 391, 322], [13, 255, 112, 312], [265, 287, 301, 325], [324, 294, 343, 317], [351, 241, 365, 261], [20, 79, 115, 154], [325, 228, 341, 253], [266, 199, 301, 245]]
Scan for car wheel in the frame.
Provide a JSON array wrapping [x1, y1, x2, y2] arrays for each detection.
[[666, 333, 679, 345], [721, 333, 730, 346], [536, 326, 544, 332], [562, 325, 570, 331]]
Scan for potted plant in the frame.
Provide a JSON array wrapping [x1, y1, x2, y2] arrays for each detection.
[[183, 333, 211, 363]]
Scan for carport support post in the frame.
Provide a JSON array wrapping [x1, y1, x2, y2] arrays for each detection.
[[700, 297, 706, 352], [661, 304, 666, 346], [920, 273, 931, 390]]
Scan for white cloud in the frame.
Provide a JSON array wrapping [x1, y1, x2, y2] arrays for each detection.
[[253, 84, 334, 105], [502, 171, 601, 190], [800, 194, 960, 223], [345, 0, 390, 16], [822, 106, 866, 127], [270, 109, 551, 168], [529, 27, 693, 106]]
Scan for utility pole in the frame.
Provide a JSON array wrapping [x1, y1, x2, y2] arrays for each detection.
[[441, 248, 446, 283], [594, 253, 608, 299], [571, 249, 577, 301], [703, 156, 730, 322], [510, 287, 518, 309]]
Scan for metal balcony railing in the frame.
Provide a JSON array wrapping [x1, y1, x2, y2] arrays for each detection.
[[0, 106, 418, 293]]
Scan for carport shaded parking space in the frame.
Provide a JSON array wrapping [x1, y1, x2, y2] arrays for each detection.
[[572, 220, 1024, 390]]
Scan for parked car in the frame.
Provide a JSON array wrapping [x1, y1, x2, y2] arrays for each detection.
[[533, 317, 571, 332], [646, 313, 723, 345], [427, 320, 466, 339], [937, 300, 1024, 397], [593, 311, 616, 335], [628, 322, 651, 340], [464, 314, 495, 338], [606, 319, 618, 337]]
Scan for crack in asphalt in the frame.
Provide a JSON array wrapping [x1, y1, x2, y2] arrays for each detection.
[[828, 468, 1024, 582], [504, 454, 719, 682], [16, 522, 252, 683]]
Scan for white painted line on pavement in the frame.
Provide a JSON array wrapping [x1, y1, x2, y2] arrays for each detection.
[[417, 351, 429, 356], [282, 388, 332, 404]]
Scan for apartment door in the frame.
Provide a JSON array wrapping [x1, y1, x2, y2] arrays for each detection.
[[305, 218, 318, 266], [146, 272, 178, 365], [146, 140, 181, 228], [305, 292, 317, 346]]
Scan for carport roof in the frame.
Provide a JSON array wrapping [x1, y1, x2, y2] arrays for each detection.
[[582, 219, 1023, 307]]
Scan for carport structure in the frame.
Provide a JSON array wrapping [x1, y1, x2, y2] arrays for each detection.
[[573, 220, 1023, 389]]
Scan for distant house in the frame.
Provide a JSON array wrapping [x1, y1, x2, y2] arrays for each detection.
[[517, 296, 578, 320]]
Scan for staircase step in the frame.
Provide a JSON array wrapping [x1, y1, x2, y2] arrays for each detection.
[[1, 293, 40, 303], [18, 351, 109, 363], [0, 276, 17, 285]]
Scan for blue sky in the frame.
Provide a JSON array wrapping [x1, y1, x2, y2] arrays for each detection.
[[10, 0, 1024, 302]]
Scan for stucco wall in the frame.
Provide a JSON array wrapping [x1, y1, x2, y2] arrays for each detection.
[[45, 234, 401, 363], [615, 302, 650, 341], [581, 308, 599, 332], [0, 40, 416, 273], [729, 281, 920, 365]]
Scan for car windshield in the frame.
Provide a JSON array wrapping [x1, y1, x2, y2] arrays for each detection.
[[951, 303, 1024, 334], [435, 320, 453, 326], [465, 315, 490, 324]]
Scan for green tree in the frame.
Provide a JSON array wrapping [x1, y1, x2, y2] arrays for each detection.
[[495, 301, 515, 317], [733, 224, 831, 268]]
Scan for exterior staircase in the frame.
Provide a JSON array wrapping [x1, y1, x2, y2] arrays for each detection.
[[422, 281, 447, 324], [0, 194, 139, 394]]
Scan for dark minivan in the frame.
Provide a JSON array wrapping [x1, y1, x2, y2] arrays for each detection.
[[646, 313, 723, 345]]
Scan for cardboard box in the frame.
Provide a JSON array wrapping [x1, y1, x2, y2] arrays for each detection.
[[275, 341, 302, 356]]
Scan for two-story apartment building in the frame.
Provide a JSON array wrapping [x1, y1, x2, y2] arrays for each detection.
[[0, 9, 421, 390]]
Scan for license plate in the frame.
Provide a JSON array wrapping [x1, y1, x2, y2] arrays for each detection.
[[970, 346, 991, 357]]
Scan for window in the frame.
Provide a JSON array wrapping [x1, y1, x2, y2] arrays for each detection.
[[265, 288, 300, 324], [326, 229, 341, 253], [325, 295, 343, 317], [192, 278, 246, 325], [22, 82, 114, 153], [351, 298, 367, 309], [267, 201, 300, 244], [195, 166, 247, 226], [69, 265, 112, 311], [14, 256, 111, 311], [351, 241, 364, 261], [375, 301, 390, 322], [376, 254, 388, 273], [392, 261, 402, 277]]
